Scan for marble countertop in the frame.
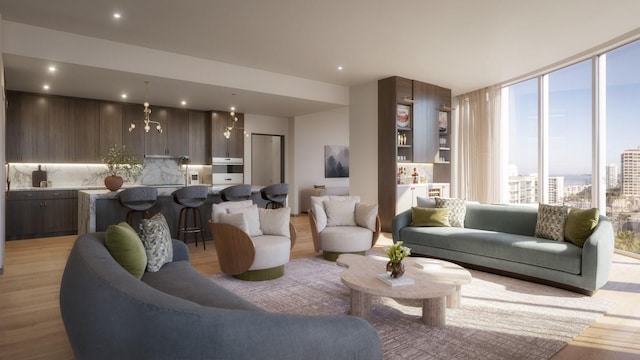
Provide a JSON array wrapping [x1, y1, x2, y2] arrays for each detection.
[[79, 184, 262, 199]]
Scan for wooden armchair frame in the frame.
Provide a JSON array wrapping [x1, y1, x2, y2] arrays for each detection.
[[308, 208, 381, 255], [209, 221, 297, 276]]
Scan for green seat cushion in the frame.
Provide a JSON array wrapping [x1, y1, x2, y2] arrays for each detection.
[[411, 207, 450, 227], [105, 222, 147, 279], [564, 208, 599, 247]]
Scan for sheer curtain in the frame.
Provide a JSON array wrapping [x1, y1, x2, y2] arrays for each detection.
[[453, 85, 505, 204]]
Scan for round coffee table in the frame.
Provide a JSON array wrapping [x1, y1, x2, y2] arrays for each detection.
[[336, 254, 471, 326]]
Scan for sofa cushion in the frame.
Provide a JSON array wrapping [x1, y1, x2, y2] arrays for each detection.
[[141, 261, 263, 311], [218, 212, 249, 233], [320, 226, 374, 253], [400, 226, 582, 274], [565, 208, 599, 247], [105, 222, 147, 279], [355, 203, 378, 231], [535, 204, 569, 241], [464, 203, 538, 236], [411, 207, 450, 227], [259, 207, 291, 237], [435, 198, 466, 227], [324, 199, 357, 226], [228, 204, 263, 237], [416, 197, 436, 208], [250, 235, 291, 270], [139, 213, 174, 272]]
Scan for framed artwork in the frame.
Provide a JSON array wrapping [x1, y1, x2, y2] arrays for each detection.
[[396, 104, 410, 127], [438, 111, 448, 133], [324, 145, 349, 178]]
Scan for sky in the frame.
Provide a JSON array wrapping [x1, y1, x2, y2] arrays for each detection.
[[508, 39, 640, 177]]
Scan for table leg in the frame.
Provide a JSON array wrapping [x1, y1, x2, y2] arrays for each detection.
[[422, 296, 446, 326], [446, 285, 462, 308], [350, 289, 372, 320]]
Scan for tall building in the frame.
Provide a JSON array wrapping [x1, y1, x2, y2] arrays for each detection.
[[606, 163, 618, 189], [548, 176, 565, 205], [621, 148, 640, 196]]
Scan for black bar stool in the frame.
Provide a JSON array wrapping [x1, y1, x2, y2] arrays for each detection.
[[118, 187, 158, 227], [172, 185, 209, 249], [260, 183, 289, 209], [220, 184, 252, 202]]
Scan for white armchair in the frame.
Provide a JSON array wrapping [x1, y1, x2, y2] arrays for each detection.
[[210, 200, 296, 280], [308, 196, 381, 261]]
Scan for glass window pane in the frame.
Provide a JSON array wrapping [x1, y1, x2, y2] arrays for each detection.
[[548, 60, 592, 207], [605, 39, 640, 254], [507, 78, 538, 204]]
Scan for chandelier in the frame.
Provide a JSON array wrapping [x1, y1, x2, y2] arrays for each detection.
[[129, 81, 163, 133], [223, 93, 239, 139]]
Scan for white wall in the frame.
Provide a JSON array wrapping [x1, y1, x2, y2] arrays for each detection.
[[293, 107, 350, 213], [349, 81, 378, 204]]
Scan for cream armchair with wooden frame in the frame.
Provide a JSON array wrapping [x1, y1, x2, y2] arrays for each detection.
[[309, 196, 381, 261], [210, 200, 296, 281]]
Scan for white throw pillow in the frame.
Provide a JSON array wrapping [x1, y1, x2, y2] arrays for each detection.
[[258, 207, 291, 237], [324, 199, 357, 226], [355, 203, 378, 232], [311, 195, 330, 210], [211, 200, 253, 223], [139, 213, 173, 272], [227, 204, 263, 237], [313, 203, 327, 232], [217, 212, 249, 234]]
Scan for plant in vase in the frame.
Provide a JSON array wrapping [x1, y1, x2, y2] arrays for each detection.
[[385, 241, 411, 278], [101, 144, 144, 191]]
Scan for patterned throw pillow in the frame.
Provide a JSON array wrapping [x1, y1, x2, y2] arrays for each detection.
[[434, 198, 466, 228], [139, 213, 174, 272], [534, 204, 569, 241]]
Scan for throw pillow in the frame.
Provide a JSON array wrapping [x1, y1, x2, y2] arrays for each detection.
[[313, 184, 326, 189], [217, 212, 249, 234], [139, 213, 174, 272], [435, 197, 466, 227], [227, 204, 263, 237], [211, 200, 253, 223], [310, 195, 330, 210], [564, 207, 599, 247], [324, 199, 357, 226], [258, 207, 291, 237], [411, 207, 451, 227], [313, 203, 327, 232], [355, 203, 378, 232], [105, 222, 147, 279], [416, 197, 436, 208], [534, 204, 569, 241]]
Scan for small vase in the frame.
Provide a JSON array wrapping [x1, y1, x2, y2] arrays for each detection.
[[104, 175, 124, 191], [386, 261, 405, 279]]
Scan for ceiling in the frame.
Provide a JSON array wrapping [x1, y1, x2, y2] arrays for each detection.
[[0, 0, 639, 117]]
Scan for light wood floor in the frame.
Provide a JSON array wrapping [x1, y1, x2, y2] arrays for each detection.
[[0, 214, 639, 359]]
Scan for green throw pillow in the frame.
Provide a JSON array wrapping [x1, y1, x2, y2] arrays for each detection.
[[564, 208, 599, 247], [105, 222, 147, 279], [411, 207, 451, 227]]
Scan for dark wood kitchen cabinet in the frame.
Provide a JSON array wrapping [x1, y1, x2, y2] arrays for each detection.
[[166, 108, 190, 157], [189, 110, 211, 164], [122, 103, 146, 162], [99, 102, 123, 158], [6, 92, 49, 162], [211, 111, 244, 158], [72, 98, 100, 162], [5, 190, 78, 240]]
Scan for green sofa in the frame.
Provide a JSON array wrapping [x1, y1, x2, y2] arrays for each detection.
[[392, 200, 614, 294]]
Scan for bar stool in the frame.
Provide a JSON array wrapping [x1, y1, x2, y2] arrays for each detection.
[[173, 185, 209, 249], [220, 184, 252, 202], [260, 183, 289, 209], [118, 187, 158, 227]]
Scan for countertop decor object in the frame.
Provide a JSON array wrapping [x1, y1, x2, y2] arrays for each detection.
[[101, 144, 144, 191], [385, 241, 411, 278]]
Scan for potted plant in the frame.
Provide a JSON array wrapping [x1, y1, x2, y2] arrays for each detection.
[[101, 144, 144, 191], [385, 241, 411, 278]]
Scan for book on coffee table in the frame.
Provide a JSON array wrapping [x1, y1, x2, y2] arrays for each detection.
[[414, 260, 443, 270], [376, 273, 415, 287]]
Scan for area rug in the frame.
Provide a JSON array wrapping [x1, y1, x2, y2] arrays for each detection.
[[209, 255, 612, 360]]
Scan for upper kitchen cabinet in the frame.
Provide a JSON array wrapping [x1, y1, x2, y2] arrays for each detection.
[[99, 102, 123, 158], [71, 98, 100, 162], [166, 107, 190, 157], [211, 111, 244, 159], [143, 106, 169, 156], [122, 103, 146, 162], [189, 110, 211, 164], [6, 92, 49, 162]]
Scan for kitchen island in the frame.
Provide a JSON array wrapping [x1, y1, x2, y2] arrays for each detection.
[[78, 185, 268, 240]]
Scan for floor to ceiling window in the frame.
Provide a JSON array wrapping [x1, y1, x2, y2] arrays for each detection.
[[548, 60, 593, 207], [503, 38, 640, 256], [507, 78, 538, 204], [605, 39, 640, 254]]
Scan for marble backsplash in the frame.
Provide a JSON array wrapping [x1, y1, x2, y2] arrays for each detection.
[[7, 159, 212, 189]]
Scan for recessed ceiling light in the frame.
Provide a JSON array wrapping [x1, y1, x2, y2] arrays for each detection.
[[337, 66, 343, 71], [48, 66, 56, 73], [43, 84, 50, 90], [121, 93, 128, 99], [113, 13, 121, 19], [181, 100, 187, 106]]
